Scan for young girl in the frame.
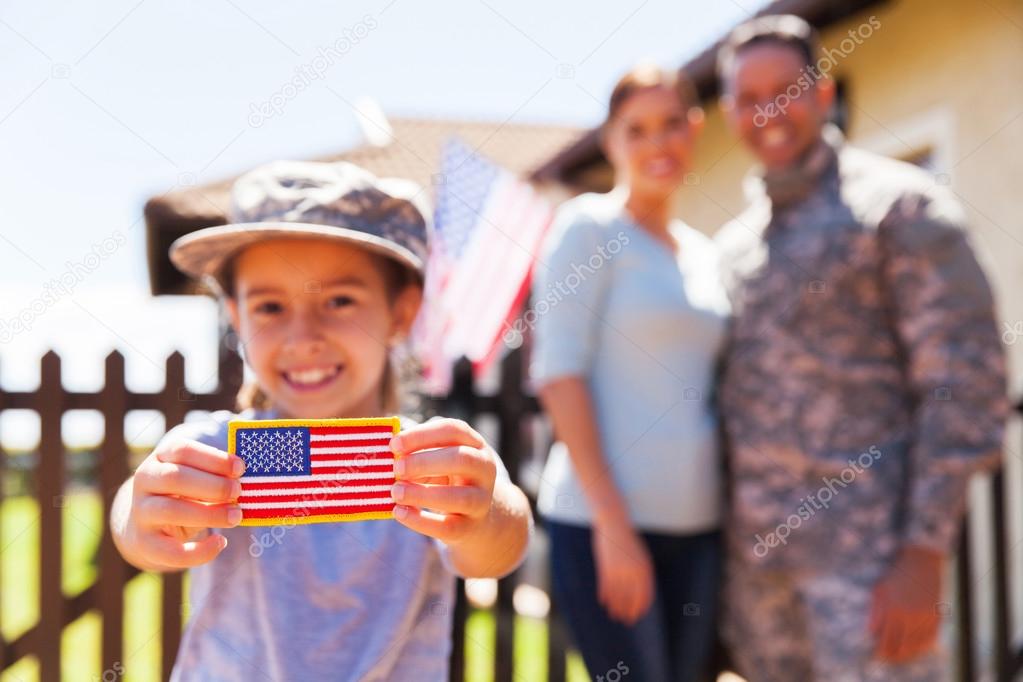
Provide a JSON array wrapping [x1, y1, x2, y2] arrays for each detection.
[[110, 160, 532, 681]]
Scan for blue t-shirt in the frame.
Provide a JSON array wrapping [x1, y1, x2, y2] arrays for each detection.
[[531, 192, 730, 533], [167, 407, 455, 682]]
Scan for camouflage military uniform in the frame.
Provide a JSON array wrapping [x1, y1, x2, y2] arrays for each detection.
[[715, 125, 1009, 681]]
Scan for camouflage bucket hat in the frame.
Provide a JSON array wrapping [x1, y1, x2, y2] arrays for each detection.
[[169, 160, 430, 294]]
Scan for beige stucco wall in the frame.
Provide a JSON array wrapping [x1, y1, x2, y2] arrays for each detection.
[[679, 0, 1023, 391]]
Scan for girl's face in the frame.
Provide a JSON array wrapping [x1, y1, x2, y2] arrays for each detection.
[[603, 85, 703, 200], [224, 238, 421, 419]]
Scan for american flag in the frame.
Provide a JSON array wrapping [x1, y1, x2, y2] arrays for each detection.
[[417, 137, 554, 393], [228, 418, 399, 526]]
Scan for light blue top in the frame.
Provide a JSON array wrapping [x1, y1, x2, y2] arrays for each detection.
[[167, 407, 457, 682], [530, 191, 730, 534]]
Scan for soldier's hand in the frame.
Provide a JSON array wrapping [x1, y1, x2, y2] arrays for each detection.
[[591, 519, 654, 625], [869, 545, 945, 663]]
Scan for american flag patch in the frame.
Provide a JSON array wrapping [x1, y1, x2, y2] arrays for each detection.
[[228, 417, 400, 526]]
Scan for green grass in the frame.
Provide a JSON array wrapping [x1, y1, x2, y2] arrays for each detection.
[[1, 493, 589, 682], [2, 492, 164, 682], [463, 609, 589, 682]]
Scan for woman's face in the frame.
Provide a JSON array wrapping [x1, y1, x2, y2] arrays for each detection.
[[603, 85, 703, 200], [224, 238, 420, 419]]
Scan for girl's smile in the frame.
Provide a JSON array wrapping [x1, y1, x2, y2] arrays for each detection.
[[281, 363, 344, 391]]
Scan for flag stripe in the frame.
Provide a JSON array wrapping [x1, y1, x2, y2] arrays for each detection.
[[309, 451, 393, 461], [456, 177, 535, 314], [468, 189, 552, 357], [461, 185, 552, 361], [308, 437, 392, 447], [308, 458, 394, 468], [306, 453, 390, 464], [239, 484, 392, 498], [243, 472, 395, 484], [308, 445, 392, 455], [241, 504, 394, 519], [243, 476, 395, 490], [447, 176, 530, 313], [307, 464, 392, 475], [448, 182, 537, 358], [240, 497, 394, 510], [240, 489, 394, 504]]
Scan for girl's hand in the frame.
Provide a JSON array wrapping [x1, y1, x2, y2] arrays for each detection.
[[389, 419, 498, 545], [591, 518, 655, 625], [120, 439, 246, 570]]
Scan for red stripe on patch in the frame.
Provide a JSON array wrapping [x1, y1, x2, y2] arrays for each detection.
[[240, 490, 394, 504], [242, 504, 394, 519], [309, 438, 394, 448]]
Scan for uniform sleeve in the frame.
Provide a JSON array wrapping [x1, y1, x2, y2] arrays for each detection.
[[529, 206, 613, 385], [878, 189, 1010, 554]]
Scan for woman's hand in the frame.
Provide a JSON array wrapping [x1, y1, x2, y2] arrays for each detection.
[[591, 517, 655, 625], [113, 439, 245, 571]]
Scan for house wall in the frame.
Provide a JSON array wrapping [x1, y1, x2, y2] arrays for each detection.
[[679, 0, 1023, 391]]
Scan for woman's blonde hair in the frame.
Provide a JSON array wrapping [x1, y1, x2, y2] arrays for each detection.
[[214, 250, 420, 415]]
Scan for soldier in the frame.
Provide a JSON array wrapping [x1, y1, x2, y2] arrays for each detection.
[[713, 14, 1010, 681]]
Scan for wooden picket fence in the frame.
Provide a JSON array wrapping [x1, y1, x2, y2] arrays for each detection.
[[0, 346, 1020, 681], [0, 349, 242, 681]]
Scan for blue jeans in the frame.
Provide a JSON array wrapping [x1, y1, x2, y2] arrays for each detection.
[[546, 520, 721, 682]]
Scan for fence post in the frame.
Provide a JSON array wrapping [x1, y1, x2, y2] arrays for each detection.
[[37, 350, 64, 682], [445, 357, 474, 682], [990, 470, 1011, 681], [955, 519, 974, 682], [494, 348, 525, 682], [546, 594, 567, 682], [217, 330, 244, 406], [99, 350, 129, 676], [160, 351, 188, 681]]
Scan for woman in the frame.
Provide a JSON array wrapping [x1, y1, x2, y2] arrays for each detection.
[[531, 65, 730, 682]]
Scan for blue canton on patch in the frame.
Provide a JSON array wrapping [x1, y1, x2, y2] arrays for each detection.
[[236, 427, 311, 476]]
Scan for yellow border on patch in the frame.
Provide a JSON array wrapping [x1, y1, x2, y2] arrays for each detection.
[[228, 416, 401, 526], [238, 511, 394, 527]]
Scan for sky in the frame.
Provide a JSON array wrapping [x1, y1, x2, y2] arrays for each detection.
[[0, 0, 769, 447]]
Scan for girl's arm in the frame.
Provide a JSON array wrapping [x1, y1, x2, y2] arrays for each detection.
[[441, 476, 531, 578]]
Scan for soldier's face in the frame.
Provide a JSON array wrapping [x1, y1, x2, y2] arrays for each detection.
[[603, 85, 703, 199], [722, 42, 834, 170]]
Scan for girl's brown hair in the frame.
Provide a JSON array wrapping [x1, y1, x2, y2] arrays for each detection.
[[214, 247, 420, 415], [606, 64, 700, 125]]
